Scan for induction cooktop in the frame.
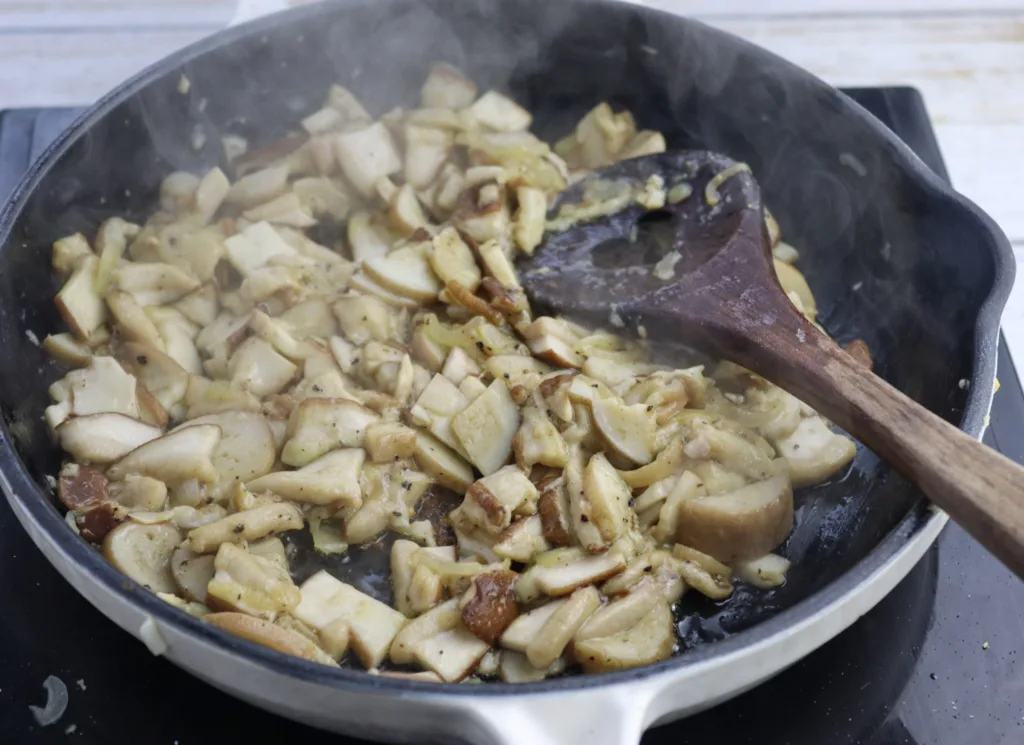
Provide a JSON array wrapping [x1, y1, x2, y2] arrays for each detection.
[[0, 88, 1021, 745]]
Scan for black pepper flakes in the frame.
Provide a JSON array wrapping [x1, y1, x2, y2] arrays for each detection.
[[476, 341, 485, 350], [503, 373, 510, 379], [580, 515, 590, 523], [136, 355, 148, 365], [233, 524, 245, 533]]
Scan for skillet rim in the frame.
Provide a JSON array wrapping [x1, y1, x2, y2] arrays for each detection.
[[0, 0, 1014, 699]]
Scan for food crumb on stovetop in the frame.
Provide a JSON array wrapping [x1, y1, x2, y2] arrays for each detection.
[[75, 679, 85, 691], [983, 641, 990, 649], [64, 724, 76, 735]]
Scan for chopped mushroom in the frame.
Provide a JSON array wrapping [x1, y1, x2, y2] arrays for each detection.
[[207, 542, 301, 619], [43, 65, 850, 682], [206, 613, 337, 666], [293, 571, 407, 669], [57, 414, 162, 464]]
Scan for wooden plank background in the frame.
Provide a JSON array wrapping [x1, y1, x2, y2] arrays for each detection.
[[2, 0, 1023, 364]]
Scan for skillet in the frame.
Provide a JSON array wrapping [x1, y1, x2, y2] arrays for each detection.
[[0, 1, 1013, 742]]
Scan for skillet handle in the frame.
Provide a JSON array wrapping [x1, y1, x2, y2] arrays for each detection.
[[755, 321, 1024, 579], [464, 688, 650, 745]]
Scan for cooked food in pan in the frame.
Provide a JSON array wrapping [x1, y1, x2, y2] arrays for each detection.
[[42, 63, 855, 683]]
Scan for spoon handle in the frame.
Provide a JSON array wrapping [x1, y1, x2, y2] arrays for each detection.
[[765, 327, 1024, 578]]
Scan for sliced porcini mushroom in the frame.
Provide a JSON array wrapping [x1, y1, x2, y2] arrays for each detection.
[[147, 306, 203, 375], [467, 90, 532, 132], [171, 546, 216, 603], [114, 262, 200, 307], [493, 515, 550, 563], [108, 473, 168, 511], [52, 232, 93, 276], [205, 612, 337, 666], [574, 595, 674, 673], [390, 597, 462, 663], [117, 342, 190, 413], [346, 210, 391, 263], [229, 337, 299, 398], [532, 551, 627, 596], [735, 553, 791, 589], [242, 193, 317, 228], [301, 105, 345, 134], [292, 570, 407, 669], [363, 244, 442, 303], [575, 581, 661, 642], [651, 470, 707, 545], [42, 332, 92, 368], [226, 165, 289, 208], [186, 502, 304, 554], [326, 84, 372, 123], [690, 422, 777, 482], [537, 480, 574, 547], [281, 398, 379, 467], [247, 448, 365, 507], [429, 227, 481, 291], [513, 404, 569, 470], [513, 186, 547, 255], [525, 585, 600, 669], [223, 221, 298, 277], [573, 452, 634, 550], [332, 294, 400, 345], [193, 167, 230, 224], [436, 351, 478, 391], [57, 463, 127, 542], [409, 372, 470, 452], [460, 569, 520, 644], [55, 255, 107, 341], [405, 124, 453, 190], [499, 651, 565, 683], [451, 379, 520, 475], [413, 626, 491, 683], [413, 431, 474, 493], [388, 184, 432, 237], [93, 217, 140, 293], [774, 259, 817, 319], [207, 542, 301, 619], [57, 413, 162, 464], [333, 121, 403, 197], [102, 521, 182, 594], [421, 62, 478, 108], [670, 544, 734, 600], [291, 176, 350, 221], [774, 416, 857, 487], [452, 183, 510, 245], [674, 472, 794, 564], [460, 466, 538, 536], [175, 411, 276, 499], [184, 376, 261, 420], [365, 420, 418, 463], [499, 598, 566, 653], [106, 423, 221, 485], [591, 395, 656, 465]]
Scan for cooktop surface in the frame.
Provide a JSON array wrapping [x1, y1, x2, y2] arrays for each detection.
[[0, 88, 1021, 745]]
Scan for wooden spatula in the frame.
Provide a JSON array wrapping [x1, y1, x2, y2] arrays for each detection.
[[518, 150, 1024, 578]]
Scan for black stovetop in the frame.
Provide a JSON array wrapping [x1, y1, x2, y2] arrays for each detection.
[[1, 89, 1022, 745]]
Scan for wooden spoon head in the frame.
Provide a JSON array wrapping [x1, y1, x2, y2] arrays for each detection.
[[519, 151, 787, 354]]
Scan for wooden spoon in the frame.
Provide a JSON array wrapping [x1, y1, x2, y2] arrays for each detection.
[[519, 150, 1024, 578]]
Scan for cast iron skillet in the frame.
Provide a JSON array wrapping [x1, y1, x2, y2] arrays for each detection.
[[0, 1, 1013, 743]]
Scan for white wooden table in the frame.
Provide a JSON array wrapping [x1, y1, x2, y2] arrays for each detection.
[[2, 0, 1023, 365]]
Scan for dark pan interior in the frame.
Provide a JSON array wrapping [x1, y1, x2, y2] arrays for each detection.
[[0, 0, 1008, 672]]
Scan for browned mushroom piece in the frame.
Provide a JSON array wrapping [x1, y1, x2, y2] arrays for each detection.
[[460, 570, 520, 644]]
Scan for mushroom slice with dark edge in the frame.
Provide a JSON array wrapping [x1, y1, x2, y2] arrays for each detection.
[[460, 570, 520, 644], [389, 598, 462, 664], [532, 552, 627, 597], [102, 521, 182, 594], [414, 626, 492, 683], [58, 463, 125, 542], [573, 596, 675, 673], [735, 553, 791, 589], [499, 599, 567, 652], [205, 613, 337, 666], [674, 471, 794, 564], [493, 515, 550, 563]]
